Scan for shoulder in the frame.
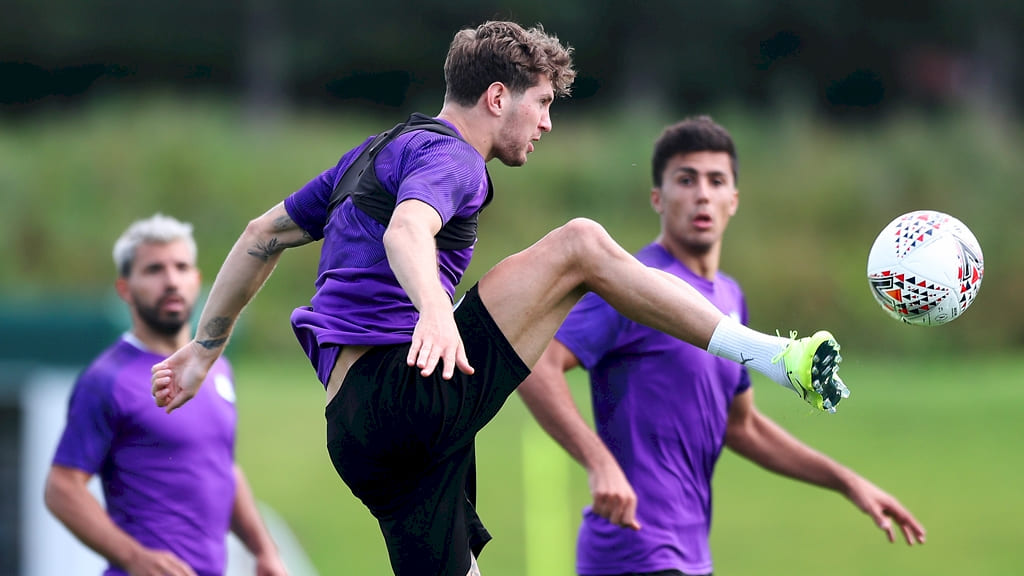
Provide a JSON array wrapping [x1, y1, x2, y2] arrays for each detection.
[[74, 340, 139, 395]]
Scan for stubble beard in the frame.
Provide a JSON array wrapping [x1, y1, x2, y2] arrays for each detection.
[[136, 299, 192, 337]]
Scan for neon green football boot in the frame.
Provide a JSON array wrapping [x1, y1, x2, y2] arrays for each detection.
[[772, 330, 849, 413]]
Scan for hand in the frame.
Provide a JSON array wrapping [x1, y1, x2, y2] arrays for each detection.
[[151, 342, 215, 413], [588, 457, 641, 531], [255, 551, 289, 576], [846, 476, 926, 545], [407, 303, 474, 379], [124, 547, 197, 576]]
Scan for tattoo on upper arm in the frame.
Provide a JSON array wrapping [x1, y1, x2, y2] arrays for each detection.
[[248, 238, 282, 262], [272, 214, 296, 232], [247, 214, 314, 261]]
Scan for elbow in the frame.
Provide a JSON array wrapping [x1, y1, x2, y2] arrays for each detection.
[[43, 472, 65, 516]]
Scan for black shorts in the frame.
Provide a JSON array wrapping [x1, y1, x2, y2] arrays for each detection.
[[325, 284, 531, 576]]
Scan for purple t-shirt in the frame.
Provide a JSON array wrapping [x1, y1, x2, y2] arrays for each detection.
[[556, 243, 751, 576], [52, 335, 237, 576], [285, 117, 490, 386]]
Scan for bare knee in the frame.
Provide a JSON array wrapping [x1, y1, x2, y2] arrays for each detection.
[[548, 216, 618, 268], [551, 217, 618, 262]]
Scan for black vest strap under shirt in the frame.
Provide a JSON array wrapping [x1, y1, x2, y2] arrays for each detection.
[[328, 113, 493, 250]]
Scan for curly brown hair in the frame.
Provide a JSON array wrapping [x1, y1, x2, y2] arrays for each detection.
[[443, 21, 576, 107]]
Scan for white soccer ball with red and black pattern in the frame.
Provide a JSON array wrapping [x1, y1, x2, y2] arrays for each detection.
[[866, 210, 984, 326]]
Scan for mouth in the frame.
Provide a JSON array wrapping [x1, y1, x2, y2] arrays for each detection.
[[692, 213, 713, 230], [159, 295, 187, 313]]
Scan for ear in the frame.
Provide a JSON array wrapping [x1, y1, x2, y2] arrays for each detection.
[[115, 277, 131, 304], [650, 186, 663, 214], [728, 188, 739, 216], [483, 82, 508, 117]]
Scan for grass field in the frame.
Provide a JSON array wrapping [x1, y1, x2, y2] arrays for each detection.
[[232, 350, 1024, 575]]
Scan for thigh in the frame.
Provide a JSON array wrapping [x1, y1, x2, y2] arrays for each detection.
[[476, 218, 633, 369], [375, 443, 491, 576]]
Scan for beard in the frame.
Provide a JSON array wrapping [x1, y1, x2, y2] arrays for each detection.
[[135, 298, 192, 336]]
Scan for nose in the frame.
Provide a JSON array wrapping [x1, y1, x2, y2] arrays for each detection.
[[539, 109, 552, 133], [694, 179, 711, 201]]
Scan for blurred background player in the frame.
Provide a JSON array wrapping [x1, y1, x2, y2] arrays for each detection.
[[45, 214, 287, 576], [518, 116, 926, 576]]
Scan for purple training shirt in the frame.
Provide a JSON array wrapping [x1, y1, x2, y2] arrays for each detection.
[[52, 335, 237, 576], [285, 117, 490, 387], [556, 243, 751, 576]]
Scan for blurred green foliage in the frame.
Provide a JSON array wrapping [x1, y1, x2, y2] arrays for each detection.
[[1, 97, 1020, 357]]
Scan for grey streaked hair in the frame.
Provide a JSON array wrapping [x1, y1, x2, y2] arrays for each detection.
[[112, 213, 197, 277]]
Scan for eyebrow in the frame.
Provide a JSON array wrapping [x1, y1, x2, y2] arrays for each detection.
[[671, 166, 728, 179]]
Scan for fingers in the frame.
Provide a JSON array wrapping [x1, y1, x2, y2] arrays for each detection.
[[407, 338, 474, 380], [455, 345, 475, 377], [593, 492, 640, 530], [875, 500, 926, 545], [164, 386, 196, 414]]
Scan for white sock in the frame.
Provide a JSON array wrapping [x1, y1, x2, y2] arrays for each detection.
[[707, 316, 796, 393]]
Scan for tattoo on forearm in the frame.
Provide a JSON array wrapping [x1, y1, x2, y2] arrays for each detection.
[[196, 317, 231, 350], [196, 337, 228, 350], [205, 317, 231, 337]]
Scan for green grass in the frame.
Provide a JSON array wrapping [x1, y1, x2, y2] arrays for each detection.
[[233, 352, 1024, 575]]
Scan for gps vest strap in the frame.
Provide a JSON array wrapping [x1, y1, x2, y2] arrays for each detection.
[[328, 113, 493, 250]]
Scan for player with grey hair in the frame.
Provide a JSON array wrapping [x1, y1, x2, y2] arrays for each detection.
[[46, 213, 288, 576], [112, 213, 197, 278]]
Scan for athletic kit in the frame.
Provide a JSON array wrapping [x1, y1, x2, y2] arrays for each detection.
[[556, 243, 751, 576], [285, 114, 523, 575], [53, 335, 238, 576]]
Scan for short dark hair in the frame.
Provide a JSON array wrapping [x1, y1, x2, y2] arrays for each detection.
[[443, 21, 576, 107], [651, 115, 738, 187]]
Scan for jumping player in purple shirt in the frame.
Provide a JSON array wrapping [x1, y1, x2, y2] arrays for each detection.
[[46, 214, 287, 576], [518, 117, 927, 576], [151, 22, 850, 576]]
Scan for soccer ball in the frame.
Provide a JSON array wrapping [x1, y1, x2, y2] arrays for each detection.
[[866, 210, 984, 326]]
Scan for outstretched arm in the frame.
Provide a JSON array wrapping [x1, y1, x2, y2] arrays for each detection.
[[45, 465, 198, 576], [517, 339, 640, 530], [230, 465, 289, 576], [152, 202, 313, 412], [724, 389, 926, 545]]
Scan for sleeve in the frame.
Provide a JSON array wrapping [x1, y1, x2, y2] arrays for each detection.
[[283, 139, 372, 240], [383, 132, 487, 225], [51, 369, 119, 474], [554, 292, 630, 370]]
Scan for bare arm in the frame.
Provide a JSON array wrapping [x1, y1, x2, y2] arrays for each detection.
[[153, 202, 313, 412], [384, 198, 472, 379], [725, 389, 926, 544], [517, 339, 640, 530], [192, 202, 313, 355], [45, 466, 197, 575], [230, 465, 288, 576]]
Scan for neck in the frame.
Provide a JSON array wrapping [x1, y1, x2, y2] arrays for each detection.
[[129, 326, 190, 356], [437, 104, 492, 161], [656, 236, 720, 281]]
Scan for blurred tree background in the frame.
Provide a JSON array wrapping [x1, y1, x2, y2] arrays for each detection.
[[3, 0, 1021, 357]]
